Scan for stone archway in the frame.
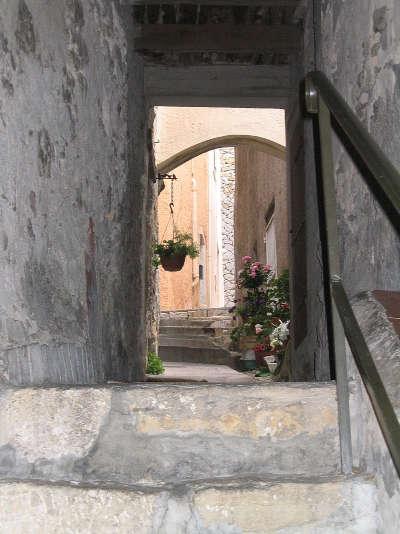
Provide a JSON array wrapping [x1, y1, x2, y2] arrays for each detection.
[[157, 134, 285, 174]]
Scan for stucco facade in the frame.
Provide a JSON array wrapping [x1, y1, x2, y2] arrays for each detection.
[[235, 144, 288, 276]]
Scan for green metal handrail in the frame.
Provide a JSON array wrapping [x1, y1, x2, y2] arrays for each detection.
[[305, 70, 400, 478]]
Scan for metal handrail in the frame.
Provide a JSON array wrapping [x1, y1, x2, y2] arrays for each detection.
[[305, 70, 400, 478], [306, 71, 400, 233]]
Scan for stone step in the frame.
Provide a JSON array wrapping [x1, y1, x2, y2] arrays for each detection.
[[0, 383, 340, 488], [159, 317, 232, 328], [0, 475, 378, 533], [159, 334, 225, 348], [160, 307, 230, 319], [159, 325, 218, 337], [159, 345, 240, 367]]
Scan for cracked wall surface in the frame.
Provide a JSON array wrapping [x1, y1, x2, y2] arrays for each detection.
[[319, 0, 400, 293], [316, 1, 400, 528], [0, 0, 150, 384]]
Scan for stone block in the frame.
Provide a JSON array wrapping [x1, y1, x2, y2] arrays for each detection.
[[0, 476, 378, 533], [0, 383, 339, 487]]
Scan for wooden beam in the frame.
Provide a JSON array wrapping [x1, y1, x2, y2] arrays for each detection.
[[135, 24, 300, 53], [122, 1, 300, 6], [144, 64, 291, 108]]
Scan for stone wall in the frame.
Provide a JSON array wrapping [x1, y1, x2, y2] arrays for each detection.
[[348, 291, 400, 531], [0, 0, 150, 384], [319, 0, 400, 295], [219, 148, 236, 307]]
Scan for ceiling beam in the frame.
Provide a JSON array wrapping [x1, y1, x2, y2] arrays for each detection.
[[122, 1, 300, 6], [144, 64, 291, 108], [135, 24, 300, 53]]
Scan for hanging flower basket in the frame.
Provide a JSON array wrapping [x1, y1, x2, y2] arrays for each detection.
[[160, 253, 187, 272], [153, 231, 199, 272]]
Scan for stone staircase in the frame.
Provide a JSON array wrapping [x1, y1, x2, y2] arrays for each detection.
[[159, 307, 241, 368], [0, 382, 379, 532]]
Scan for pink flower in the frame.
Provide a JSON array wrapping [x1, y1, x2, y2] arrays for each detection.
[[250, 272, 257, 278], [263, 264, 272, 272], [242, 255, 252, 263], [250, 263, 259, 271]]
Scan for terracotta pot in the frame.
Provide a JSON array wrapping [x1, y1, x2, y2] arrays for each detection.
[[160, 253, 186, 272]]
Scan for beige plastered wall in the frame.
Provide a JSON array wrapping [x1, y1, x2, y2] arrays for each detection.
[[155, 107, 287, 311], [235, 145, 288, 276]]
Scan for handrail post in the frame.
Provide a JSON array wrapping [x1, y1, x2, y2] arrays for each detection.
[[305, 77, 353, 474]]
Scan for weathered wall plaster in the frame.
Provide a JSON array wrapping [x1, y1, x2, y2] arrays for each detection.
[[0, 0, 151, 384], [319, 0, 400, 295], [154, 107, 286, 165], [316, 1, 400, 525], [235, 145, 288, 276]]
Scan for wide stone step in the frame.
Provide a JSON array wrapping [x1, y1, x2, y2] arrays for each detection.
[[159, 345, 239, 367], [159, 334, 225, 348], [0, 475, 378, 533], [160, 307, 230, 319], [159, 317, 232, 328], [0, 383, 340, 488], [159, 325, 217, 337]]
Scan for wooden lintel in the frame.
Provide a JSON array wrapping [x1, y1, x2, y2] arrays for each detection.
[[135, 24, 300, 53], [144, 64, 291, 108]]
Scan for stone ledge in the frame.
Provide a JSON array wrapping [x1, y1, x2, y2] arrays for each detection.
[[0, 383, 340, 486], [0, 476, 377, 534]]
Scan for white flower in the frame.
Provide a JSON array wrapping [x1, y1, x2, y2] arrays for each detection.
[[270, 320, 290, 347]]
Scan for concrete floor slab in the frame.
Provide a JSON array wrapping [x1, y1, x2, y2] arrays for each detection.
[[147, 361, 255, 383]]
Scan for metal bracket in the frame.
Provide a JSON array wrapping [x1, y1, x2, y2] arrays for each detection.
[[305, 76, 319, 114], [154, 172, 178, 183]]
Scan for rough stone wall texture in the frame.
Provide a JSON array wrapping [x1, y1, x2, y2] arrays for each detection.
[[235, 145, 288, 277], [219, 147, 236, 307], [0, 0, 150, 384], [348, 291, 400, 533], [319, 0, 400, 295], [316, 1, 400, 526]]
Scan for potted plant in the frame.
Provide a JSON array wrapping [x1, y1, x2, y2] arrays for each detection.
[[154, 231, 199, 272], [229, 256, 291, 372]]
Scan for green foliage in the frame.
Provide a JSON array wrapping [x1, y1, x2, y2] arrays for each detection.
[[153, 231, 199, 268], [146, 352, 164, 375]]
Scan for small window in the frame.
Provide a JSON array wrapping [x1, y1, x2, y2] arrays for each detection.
[[265, 216, 277, 275]]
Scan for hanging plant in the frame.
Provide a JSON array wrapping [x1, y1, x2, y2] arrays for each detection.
[[153, 231, 199, 272]]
